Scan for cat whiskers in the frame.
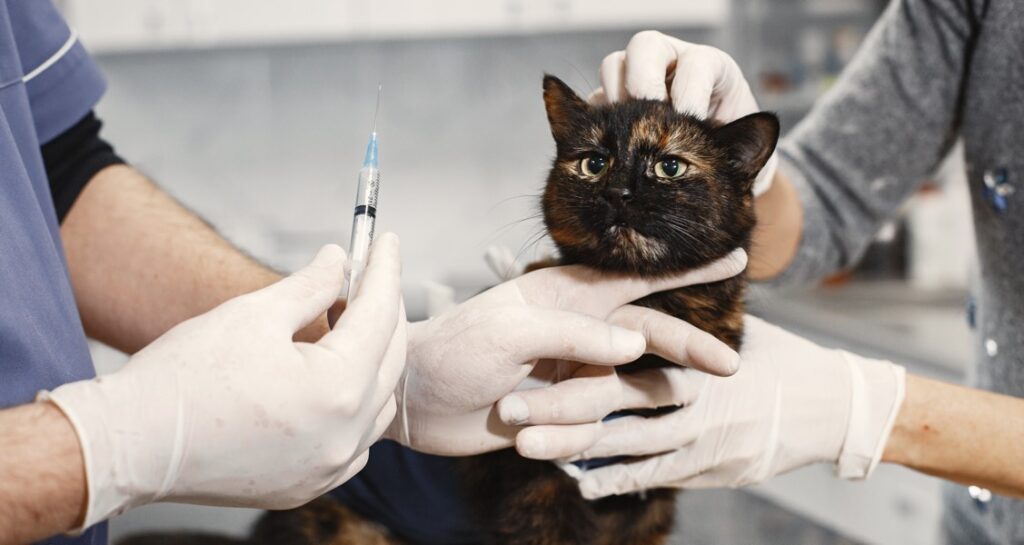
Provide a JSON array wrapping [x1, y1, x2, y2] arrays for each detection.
[[511, 226, 554, 270], [661, 215, 716, 250], [487, 211, 545, 241]]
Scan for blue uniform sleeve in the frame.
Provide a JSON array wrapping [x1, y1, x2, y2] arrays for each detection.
[[8, 0, 106, 144]]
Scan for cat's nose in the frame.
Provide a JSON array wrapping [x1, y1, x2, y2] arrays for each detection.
[[602, 186, 633, 206]]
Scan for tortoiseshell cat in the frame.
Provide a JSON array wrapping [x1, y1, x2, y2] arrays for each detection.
[[119, 75, 778, 545], [455, 76, 778, 545]]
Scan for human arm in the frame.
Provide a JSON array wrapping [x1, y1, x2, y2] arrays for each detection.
[[0, 403, 86, 545], [60, 162, 333, 352], [885, 374, 1024, 498], [748, 170, 802, 280], [754, 0, 974, 283], [4, 239, 401, 540], [596, 0, 977, 281], [15, 1, 330, 350], [509, 316, 1024, 500]]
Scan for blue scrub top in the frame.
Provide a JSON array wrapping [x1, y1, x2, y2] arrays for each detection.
[[0, 0, 107, 543], [331, 441, 482, 545]]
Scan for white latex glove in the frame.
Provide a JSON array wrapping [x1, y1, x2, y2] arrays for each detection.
[[386, 249, 749, 456], [594, 30, 778, 196], [41, 236, 405, 528], [512, 316, 905, 499]]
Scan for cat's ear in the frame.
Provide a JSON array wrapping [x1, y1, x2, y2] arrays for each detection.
[[543, 75, 589, 142], [713, 112, 780, 187]]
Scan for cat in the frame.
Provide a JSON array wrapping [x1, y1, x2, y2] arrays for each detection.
[[454, 75, 778, 545], [118, 74, 778, 545]]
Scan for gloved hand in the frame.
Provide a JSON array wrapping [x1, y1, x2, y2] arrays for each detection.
[[386, 249, 748, 456], [511, 315, 906, 499], [41, 236, 405, 528], [594, 30, 778, 196]]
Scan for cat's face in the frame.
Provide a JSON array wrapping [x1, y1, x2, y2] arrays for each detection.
[[541, 75, 779, 275]]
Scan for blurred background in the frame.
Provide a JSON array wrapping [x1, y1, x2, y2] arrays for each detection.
[[58, 0, 975, 543]]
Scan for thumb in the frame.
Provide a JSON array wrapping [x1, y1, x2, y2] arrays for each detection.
[[257, 244, 347, 333]]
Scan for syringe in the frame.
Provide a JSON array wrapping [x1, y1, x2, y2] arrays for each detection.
[[345, 85, 382, 300]]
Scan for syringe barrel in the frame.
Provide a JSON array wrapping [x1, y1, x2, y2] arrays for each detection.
[[346, 165, 380, 298]]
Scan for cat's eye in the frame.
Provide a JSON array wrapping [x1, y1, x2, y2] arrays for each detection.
[[654, 158, 688, 180], [579, 156, 608, 178]]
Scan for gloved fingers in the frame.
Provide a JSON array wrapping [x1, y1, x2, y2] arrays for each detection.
[[364, 395, 398, 449], [515, 422, 604, 460], [607, 305, 739, 376], [331, 301, 405, 413], [623, 30, 684, 101], [328, 450, 371, 492], [674, 45, 753, 122], [367, 326, 406, 411], [500, 364, 705, 428], [519, 248, 746, 316], [587, 87, 609, 106], [518, 308, 646, 364], [519, 358, 580, 387], [598, 50, 629, 103], [498, 365, 620, 426], [707, 47, 754, 121], [251, 244, 347, 333], [577, 408, 700, 459], [577, 450, 692, 499], [374, 297, 408, 403], [667, 45, 721, 118], [643, 248, 747, 297], [618, 366, 707, 411], [319, 233, 401, 365]]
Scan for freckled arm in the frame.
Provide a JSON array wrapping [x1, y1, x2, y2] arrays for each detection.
[[883, 373, 1024, 499]]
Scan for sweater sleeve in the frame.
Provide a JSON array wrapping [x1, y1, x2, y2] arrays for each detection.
[[769, 0, 979, 287]]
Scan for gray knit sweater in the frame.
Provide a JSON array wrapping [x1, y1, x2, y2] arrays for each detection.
[[771, 0, 1023, 543]]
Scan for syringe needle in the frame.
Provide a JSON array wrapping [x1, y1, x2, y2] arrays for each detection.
[[372, 83, 382, 133], [348, 84, 383, 300]]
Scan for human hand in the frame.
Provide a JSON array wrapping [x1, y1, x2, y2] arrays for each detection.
[[514, 315, 906, 499], [386, 249, 747, 456], [42, 236, 405, 528], [594, 30, 777, 195]]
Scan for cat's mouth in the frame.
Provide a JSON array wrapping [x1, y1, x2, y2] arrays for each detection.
[[604, 224, 668, 261]]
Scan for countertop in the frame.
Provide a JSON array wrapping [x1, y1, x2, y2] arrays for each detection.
[[673, 489, 860, 545], [748, 281, 972, 380]]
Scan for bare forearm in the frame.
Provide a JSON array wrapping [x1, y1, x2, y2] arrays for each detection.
[[749, 171, 803, 281], [0, 403, 86, 545], [883, 374, 1024, 498], [750, 173, 1024, 494], [61, 165, 330, 353]]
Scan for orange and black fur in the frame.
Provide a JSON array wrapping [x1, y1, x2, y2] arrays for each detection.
[[453, 76, 779, 545], [119, 76, 778, 545]]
